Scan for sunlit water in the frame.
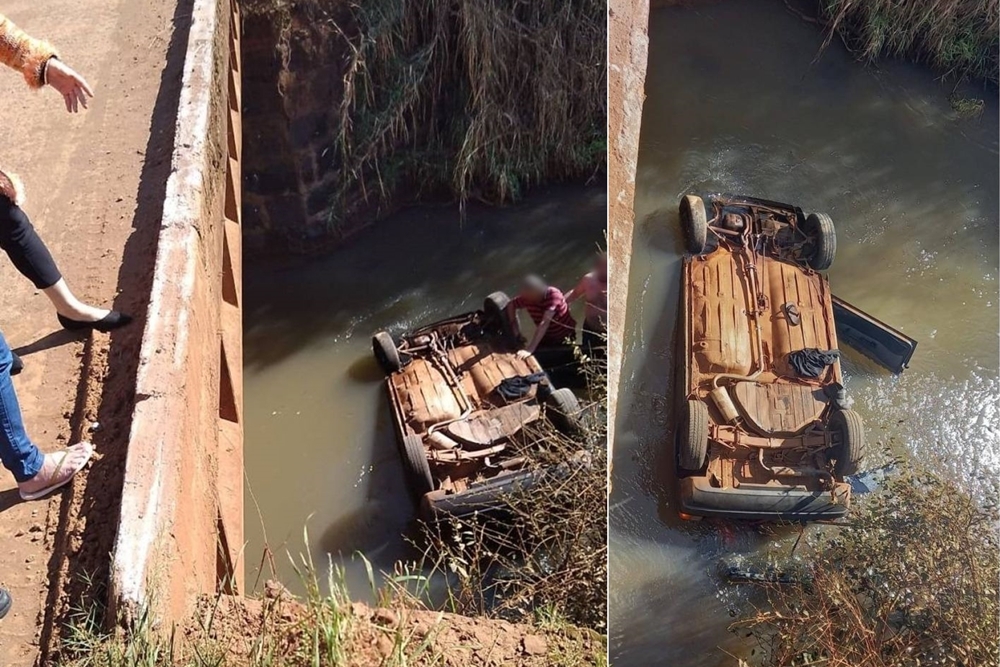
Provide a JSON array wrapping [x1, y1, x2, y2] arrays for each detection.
[[243, 185, 606, 597], [610, 1, 998, 664]]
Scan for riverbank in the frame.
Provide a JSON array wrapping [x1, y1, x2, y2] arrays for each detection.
[[241, 0, 607, 253], [736, 468, 999, 666], [62, 587, 606, 666]]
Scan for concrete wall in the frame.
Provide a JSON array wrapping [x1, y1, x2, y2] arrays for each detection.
[[607, 0, 649, 457], [109, 0, 244, 623]]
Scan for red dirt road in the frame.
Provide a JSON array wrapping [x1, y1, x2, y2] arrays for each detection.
[[0, 0, 184, 663]]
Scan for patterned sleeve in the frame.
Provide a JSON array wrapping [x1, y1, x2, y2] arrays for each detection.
[[0, 14, 59, 89], [542, 288, 562, 312], [510, 295, 524, 309]]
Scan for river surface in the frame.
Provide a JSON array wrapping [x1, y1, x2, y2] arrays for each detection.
[[610, 1, 999, 664], [243, 185, 606, 596]]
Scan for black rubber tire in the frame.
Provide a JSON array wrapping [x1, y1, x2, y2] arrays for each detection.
[[484, 291, 516, 340], [679, 194, 709, 255], [545, 387, 582, 435], [372, 331, 401, 374], [401, 434, 434, 496], [803, 212, 836, 271], [678, 400, 709, 473], [829, 409, 865, 477]]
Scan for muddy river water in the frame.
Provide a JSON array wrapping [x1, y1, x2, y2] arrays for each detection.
[[610, 1, 998, 664], [243, 185, 606, 596]]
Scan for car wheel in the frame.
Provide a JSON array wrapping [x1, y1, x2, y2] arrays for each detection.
[[678, 400, 709, 473], [804, 212, 836, 271], [372, 331, 402, 374], [545, 387, 582, 435], [484, 291, 516, 340], [402, 434, 434, 496], [679, 194, 708, 255], [830, 409, 865, 477]]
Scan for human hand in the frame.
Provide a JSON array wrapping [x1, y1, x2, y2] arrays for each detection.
[[516, 349, 533, 360], [45, 59, 94, 113]]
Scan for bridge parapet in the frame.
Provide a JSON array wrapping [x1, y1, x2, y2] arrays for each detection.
[[110, 0, 243, 623]]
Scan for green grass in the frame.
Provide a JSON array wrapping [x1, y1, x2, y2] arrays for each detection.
[[819, 0, 999, 83]]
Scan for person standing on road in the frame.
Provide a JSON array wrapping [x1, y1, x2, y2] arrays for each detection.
[[565, 250, 608, 361], [0, 325, 92, 500], [0, 12, 131, 375]]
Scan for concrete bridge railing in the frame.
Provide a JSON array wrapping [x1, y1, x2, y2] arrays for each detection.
[[109, 0, 244, 623]]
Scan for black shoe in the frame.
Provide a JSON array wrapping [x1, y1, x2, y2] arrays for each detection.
[[10, 352, 22, 376], [57, 311, 133, 333], [0, 588, 11, 619]]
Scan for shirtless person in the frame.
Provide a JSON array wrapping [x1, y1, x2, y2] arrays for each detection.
[[565, 251, 608, 360], [505, 275, 577, 357]]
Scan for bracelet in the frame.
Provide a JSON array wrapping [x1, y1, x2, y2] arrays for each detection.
[[42, 56, 58, 86]]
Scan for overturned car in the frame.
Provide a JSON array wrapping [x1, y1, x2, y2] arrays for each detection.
[[373, 293, 584, 520], [674, 193, 916, 521]]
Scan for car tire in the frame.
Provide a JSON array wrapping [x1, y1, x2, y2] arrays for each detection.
[[401, 434, 434, 496], [679, 194, 709, 255], [484, 291, 515, 340], [373, 331, 401, 374], [545, 387, 582, 435], [830, 409, 865, 477], [678, 400, 709, 473], [804, 212, 836, 271]]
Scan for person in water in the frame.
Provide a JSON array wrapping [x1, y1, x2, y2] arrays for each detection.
[[0, 13, 132, 377], [565, 250, 608, 361], [505, 275, 577, 357]]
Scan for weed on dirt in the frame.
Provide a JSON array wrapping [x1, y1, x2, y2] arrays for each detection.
[[733, 467, 1000, 666]]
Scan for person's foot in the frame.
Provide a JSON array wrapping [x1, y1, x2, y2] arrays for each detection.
[[57, 310, 132, 333], [0, 588, 10, 619], [18, 443, 94, 501]]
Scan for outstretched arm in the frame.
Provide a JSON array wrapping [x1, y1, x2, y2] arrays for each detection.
[[564, 274, 588, 304], [0, 13, 93, 111], [524, 309, 555, 355]]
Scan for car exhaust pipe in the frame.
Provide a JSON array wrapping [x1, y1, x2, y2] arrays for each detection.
[[709, 386, 740, 424]]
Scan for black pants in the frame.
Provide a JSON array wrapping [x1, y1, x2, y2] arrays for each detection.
[[0, 198, 62, 289]]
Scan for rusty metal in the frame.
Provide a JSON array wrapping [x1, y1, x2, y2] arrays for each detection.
[[683, 194, 849, 506], [385, 307, 574, 504]]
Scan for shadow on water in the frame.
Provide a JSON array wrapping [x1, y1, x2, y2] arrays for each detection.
[[611, 1, 998, 665], [242, 184, 606, 598]]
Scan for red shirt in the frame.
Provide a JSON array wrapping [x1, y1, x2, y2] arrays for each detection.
[[511, 287, 577, 347]]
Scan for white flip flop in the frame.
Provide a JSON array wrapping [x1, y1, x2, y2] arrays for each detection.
[[19, 442, 94, 501]]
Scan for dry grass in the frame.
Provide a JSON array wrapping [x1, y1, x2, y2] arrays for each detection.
[[416, 357, 608, 633], [817, 0, 999, 83], [331, 0, 606, 221], [734, 468, 1000, 666]]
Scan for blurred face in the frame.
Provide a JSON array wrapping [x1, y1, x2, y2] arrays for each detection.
[[594, 254, 607, 282], [521, 286, 546, 303], [520, 280, 547, 303]]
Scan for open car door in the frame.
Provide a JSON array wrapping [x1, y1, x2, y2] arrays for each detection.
[[832, 296, 917, 374]]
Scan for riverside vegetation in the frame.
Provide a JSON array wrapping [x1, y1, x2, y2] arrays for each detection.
[[734, 467, 999, 666], [57, 358, 608, 666], [243, 0, 606, 229], [818, 0, 998, 83]]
